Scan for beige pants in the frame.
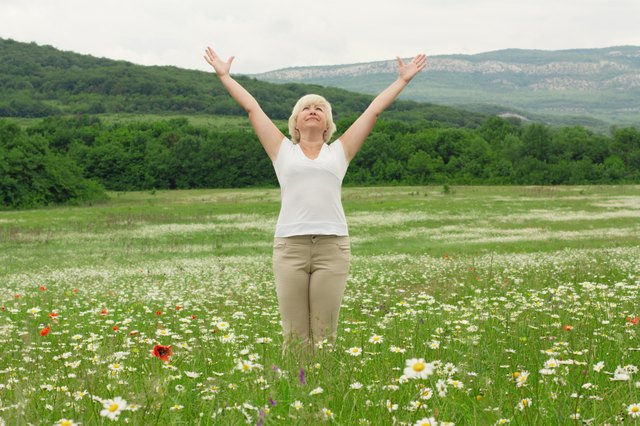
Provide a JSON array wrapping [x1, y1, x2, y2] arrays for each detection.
[[272, 235, 350, 354]]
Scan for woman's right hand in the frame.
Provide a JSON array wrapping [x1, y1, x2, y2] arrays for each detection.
[[204, 46, 234, 77]]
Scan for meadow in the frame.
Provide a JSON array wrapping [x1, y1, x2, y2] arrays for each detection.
[[1, 185, 639, 425]]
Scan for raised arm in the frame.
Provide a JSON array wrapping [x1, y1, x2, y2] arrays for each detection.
[[339, 54, 427, 162], [204, 46, 284, 161]]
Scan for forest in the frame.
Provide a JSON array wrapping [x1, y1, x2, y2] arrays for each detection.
[[1, 38, 639, 208]]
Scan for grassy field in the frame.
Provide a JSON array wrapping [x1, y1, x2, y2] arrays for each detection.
[[1, 185, 639, 425]]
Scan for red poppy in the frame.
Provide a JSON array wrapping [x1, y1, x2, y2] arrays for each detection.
[[175, 305, 182, 311], [100, 308, 108, 316], [155, 310, 162, 316], [1, 307, 5, 312], [49, 312, 59, 319], [562, 324, 573, 331], [627, 316, 639, 325], [112, 325, 119, 331], [152, 345, 172, 362], [73, 289, 79, 293], [39, 285, 46, 291], [191, 314, 196, 320], [15, 294, 20, 299], [40, 325, 51, 336]]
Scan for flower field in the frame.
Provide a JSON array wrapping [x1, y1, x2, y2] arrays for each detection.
[[1, 185, 639, 425]]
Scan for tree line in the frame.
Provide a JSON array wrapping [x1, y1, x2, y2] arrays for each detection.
[[2, 115, 639, 208]]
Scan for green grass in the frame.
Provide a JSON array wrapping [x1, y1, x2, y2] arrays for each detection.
[[1, 185, 639, 425]]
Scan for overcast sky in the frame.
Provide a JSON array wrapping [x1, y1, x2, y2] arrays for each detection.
[[1, 0, 638, 74]]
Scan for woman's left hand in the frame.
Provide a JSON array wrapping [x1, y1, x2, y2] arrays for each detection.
[[397, 54, 427, 83]]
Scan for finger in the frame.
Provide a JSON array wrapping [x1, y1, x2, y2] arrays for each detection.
[[228, 56, 235, 67], [396, 56, 405, 67]]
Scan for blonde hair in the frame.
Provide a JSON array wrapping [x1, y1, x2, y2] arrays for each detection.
[[288, 94, 337, 143]]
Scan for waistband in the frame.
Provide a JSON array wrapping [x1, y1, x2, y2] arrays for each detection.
[[274, 235, 350, 244]]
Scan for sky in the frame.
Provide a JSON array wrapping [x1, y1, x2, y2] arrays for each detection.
[[1, 0, 638, 74]]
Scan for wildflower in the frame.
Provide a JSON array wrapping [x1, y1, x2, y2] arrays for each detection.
[[185, 371, 201, 378], [28, 307, 41, 316], [236, 360, 262, 373], [100, 308, 108, 316], [369, 335, 383, 344], [322, 407, 335, 420], [390, 346, 406, 353], [100, 396, 127, 420], [108, 363, 124, 373], [562, 324, 573, 331], [350, 382, 363, 390], [40, 325, 51, 337], [515, 371, 529, 387], [428, 340, 440, 349], [419, 387, 433, 400], [155, 310, 162, 316], [495, 420, 510, 425], [628, 403, 640, 418], [291, 400, 303, 410], [414, 417, 438, 426], [443, 362, 458, 376], [516, 398, 532, 411], [404, 358, 434, 379], [611, 366, 630, 381], [309, 387, 324, 396], [39, 285, 46, 291], [54, 420, 79, 426], [169, 404, 183, 411], [347, 347, 362, 356], [627, 316, 639, 325], [385, 400, 398, 412], [156, 328, 171, 337], [299, 368, 306, 384], [593, 361, 605, 372], [220, 333, 235, 343], [152, 345, 172, 362], [49, 312, 59, 319]]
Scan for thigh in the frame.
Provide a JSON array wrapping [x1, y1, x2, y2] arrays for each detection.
[[308, 238, 350, 339], [273, 239, 311, 334]]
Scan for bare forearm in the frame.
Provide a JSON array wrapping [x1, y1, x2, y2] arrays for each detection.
[[218, 74, 260, 114], [367, 78, 409, 117]]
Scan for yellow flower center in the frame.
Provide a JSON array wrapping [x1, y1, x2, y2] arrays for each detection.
[[109, 403, 119, 412], [513, 372, 520, 378], [413, 362, 425, 372], [242, 364, 250, 371], [633, 406, 639, 413], [61, 422, 73, 426]]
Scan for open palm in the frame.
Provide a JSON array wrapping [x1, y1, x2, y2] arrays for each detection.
[[397, 54, 427, 83], [204, 47, 234, 77]]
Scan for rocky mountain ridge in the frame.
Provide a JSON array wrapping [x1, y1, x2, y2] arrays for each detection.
[[251, 47, 640, 128]]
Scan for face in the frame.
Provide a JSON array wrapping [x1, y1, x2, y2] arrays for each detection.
[[296, 104, 328, 132]]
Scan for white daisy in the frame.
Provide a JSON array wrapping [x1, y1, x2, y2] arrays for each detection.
[[100, 396, 127, 420], [404, 358, 434, 379]]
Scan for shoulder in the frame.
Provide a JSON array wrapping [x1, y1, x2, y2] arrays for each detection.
[[329, 139, 350, 165]]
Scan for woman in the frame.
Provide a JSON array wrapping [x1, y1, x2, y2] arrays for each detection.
[[204, 46, 426, 356]]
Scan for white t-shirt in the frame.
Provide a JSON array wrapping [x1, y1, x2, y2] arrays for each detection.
[[272, 137, 349, 237]]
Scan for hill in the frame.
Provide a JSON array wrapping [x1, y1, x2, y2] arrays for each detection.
[[0, 38, 485, 128], [251, 47, 640, 131]]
